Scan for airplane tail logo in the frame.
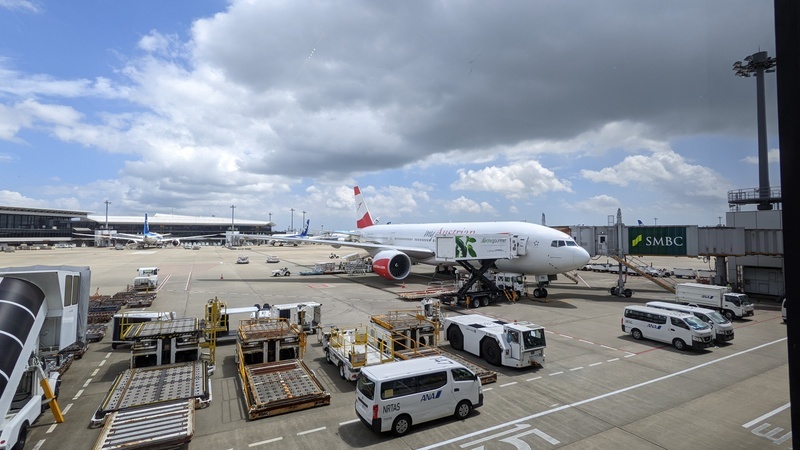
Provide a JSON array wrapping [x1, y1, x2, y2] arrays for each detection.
[[354, 186, 376, 229], [143, 213, 150, 235], [299, 220, 310, 237]]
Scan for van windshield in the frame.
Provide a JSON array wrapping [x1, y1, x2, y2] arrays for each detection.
[[706, 311, 729, 324], [356, 373, 375, 400], [522, 329, 546, 349], [684, 316, 710, 330]]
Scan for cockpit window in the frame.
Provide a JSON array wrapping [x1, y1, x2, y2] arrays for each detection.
[[551, 240, 559, 247], [566, 240, 578, 246]]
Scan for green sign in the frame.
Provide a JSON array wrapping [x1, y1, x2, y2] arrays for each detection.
[[629, 227, 687, 256]]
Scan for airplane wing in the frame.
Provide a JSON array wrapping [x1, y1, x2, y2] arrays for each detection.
[[262, 235, 436, 261], [71, 232, 144, 242]]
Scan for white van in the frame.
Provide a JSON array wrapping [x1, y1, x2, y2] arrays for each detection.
[[781, 297, 787, 323], [645, 301, 734, 344], [355, 356, 483, 436], [621, 305, 713, 351]]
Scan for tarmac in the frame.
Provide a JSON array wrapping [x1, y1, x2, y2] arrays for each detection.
[[1, 244, 790, 449]]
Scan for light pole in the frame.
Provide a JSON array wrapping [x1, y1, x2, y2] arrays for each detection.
[[103, 200, 111, 230], [654, 218, 657, 226], [302, 210, 306, 227], [733, 50, 777, 210], [230, 205, 236, 231], [290, 208, 295, 233]]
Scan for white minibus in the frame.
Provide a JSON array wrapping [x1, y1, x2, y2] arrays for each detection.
[[645, 301, 734, 344], [355, 356, 483, 436], [621, 305, 713, 351]]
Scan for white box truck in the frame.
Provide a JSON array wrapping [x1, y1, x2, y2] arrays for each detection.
[[674, 283, 754, 321]]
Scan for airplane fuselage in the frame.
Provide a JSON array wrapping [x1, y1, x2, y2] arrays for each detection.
[[358, 221, 590, 275]]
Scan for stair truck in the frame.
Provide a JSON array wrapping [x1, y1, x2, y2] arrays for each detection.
[[674, 283, 755, 320], [442, 313, 546, 368], [1, 266, 91, 450]]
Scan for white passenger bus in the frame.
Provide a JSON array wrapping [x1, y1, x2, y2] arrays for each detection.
[[621, 305, 713, 351], [645, 301, 734, 344], [354, 356, 483, 436]]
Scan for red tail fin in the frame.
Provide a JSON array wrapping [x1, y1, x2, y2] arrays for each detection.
[[354, 186, 375, 228]]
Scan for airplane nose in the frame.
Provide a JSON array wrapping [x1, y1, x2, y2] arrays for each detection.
[[575, 247, 591, 267]]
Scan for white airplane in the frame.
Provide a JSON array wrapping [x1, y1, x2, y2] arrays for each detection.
[[279, 186, 591, 297], [74, 213, 220, 248], [265, 220, 310, 246]]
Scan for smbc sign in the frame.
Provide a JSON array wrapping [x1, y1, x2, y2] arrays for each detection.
[[628, 227, 687, 256]]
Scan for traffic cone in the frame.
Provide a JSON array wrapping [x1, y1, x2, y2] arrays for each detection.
[[220, 274, 224, 280], [402, 281, 406, 289]]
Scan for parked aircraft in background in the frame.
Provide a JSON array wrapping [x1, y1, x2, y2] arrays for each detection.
[[278, 186, 591, 296], [266, 220, 310, 246], [73, 213, 219, 248]]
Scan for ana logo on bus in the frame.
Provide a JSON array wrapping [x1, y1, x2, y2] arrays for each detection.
[[647, 324, 662, 329], [420, 391, 442, 402]]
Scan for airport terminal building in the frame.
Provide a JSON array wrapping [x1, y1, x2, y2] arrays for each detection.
[[0, 205, 273, 248]]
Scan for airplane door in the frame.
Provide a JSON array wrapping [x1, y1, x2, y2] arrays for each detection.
[[597, 235, 608, 255], [516, 236, 528, 256]]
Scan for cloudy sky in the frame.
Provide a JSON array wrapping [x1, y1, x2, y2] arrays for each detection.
[[0, 1, 779, 232]]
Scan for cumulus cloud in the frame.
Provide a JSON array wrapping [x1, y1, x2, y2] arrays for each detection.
[[451, 161, 573, 199], [742, 148, 780, 164], [580, 148, 731, 200], [0, 1, 776, 228], [443, 196, 498, 216]]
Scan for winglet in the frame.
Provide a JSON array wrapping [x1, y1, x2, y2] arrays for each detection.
[[300, 220, 310, 237], [354, 186, 376, 229], [144, 213, 150, 235]]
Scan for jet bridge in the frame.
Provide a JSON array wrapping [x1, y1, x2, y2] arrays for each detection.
[[0, 266, 90, 448]]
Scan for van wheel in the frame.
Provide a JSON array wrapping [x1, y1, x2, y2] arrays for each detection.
[[448, 326, 464, 351], [631, 329, 643, 340], [338, 362, 346, 379], [13, 421, 29, 450], [723, 310, 735, 321], [481, 339, 502, 366], [454, 400, 473, 420], [673, 338, 686, 351], [392, 414, 412, 436]]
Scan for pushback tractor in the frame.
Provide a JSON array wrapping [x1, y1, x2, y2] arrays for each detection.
[[442, 314, 546, 368]]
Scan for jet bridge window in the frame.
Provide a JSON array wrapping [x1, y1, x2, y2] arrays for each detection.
[[64, 275, 73, 307]]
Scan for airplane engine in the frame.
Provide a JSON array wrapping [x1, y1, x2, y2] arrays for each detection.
[[170, 239, 181, 247], [371, 250, 412, 280]]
